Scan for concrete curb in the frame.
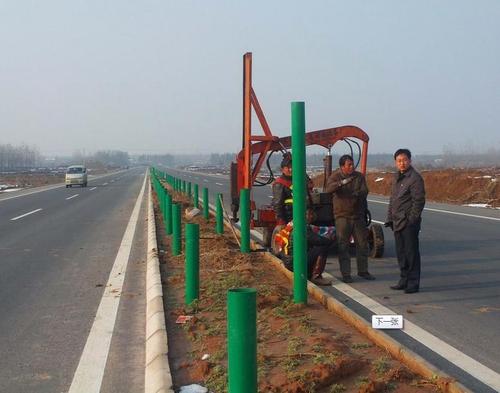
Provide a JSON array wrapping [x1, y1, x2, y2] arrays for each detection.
[[145, 178, 174, 393]]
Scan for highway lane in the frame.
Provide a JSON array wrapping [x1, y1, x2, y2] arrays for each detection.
[[0, 167, 147, 393], [166, 167, 500, 390]]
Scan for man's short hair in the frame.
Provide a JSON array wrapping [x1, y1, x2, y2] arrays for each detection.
[[281, 154, 292, 168], [394, 148, 412, 160], [339, 154, 354, 167]]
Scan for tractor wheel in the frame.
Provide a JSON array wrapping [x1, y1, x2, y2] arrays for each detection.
[[368, 224, 384, 258], [262, 227, 273, 248], [270, 225, 284, 255]]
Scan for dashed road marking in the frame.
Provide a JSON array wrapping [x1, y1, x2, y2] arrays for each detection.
[[66, 194, 79, 200], [89, 187, 97, 191], [10, 208, 43, 221]]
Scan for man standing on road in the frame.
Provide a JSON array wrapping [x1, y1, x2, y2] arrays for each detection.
[[326, 154, 375, 283], [385, 148, 426, 294], [272, 154, 293, 225]]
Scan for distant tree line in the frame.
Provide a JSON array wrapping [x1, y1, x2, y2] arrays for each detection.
[[136, 153, 175, 167], [0, 143, 42, 170]]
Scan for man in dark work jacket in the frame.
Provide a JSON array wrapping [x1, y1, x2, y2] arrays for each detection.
[[272, 155, 293, 225], [326, 154, 374, 283], [385, 148, 426, 294]]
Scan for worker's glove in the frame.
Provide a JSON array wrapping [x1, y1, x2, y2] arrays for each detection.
[[339, 177, 354, 186], [384, 221, 393, 230]]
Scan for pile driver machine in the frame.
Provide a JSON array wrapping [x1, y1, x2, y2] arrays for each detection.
[[230, 53, 384, 258]]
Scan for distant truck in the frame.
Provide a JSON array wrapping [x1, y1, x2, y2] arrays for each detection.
[[65, 165, 88, 188]]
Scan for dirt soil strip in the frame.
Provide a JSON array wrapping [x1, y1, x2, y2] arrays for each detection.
[[154, 189, 450, 392], [145, 177, 174, 393]]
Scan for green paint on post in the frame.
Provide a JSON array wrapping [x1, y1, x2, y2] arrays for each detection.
[[193, 184, 199, 208], [239, 188, 250, 253], [216, 193, 224, 234], [227, 288, 257, 393], [187, 182, 192, 198], [291, 101, 307, 304], [203, 187, 209, 220], [165, 192, 172, 235], [172, 203, 182, 256], [185, 223, 199, 305]]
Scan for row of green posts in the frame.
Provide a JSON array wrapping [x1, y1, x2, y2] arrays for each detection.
[[149, 167, 256, 392], [149, 101, 307, 392]]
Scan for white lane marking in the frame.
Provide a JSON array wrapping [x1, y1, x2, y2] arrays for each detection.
[[368, 199, 500, 222], [110, 180, 115, 183], [216, 182, 223, 186], [68, 172, 147, 393], [10, 208, 43, 221], [103, 182, 108, 186], [66, 194, 79, 200], [268, 195, 273, 199], [89, 187, 97, 191], [322, 276, 500, 391], [203, 179, 208, 183]]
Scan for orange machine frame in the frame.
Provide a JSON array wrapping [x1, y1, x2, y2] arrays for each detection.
[[231, 52, 370, 227]]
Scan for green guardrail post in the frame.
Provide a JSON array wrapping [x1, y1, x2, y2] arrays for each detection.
[[185, 223, 199, 305], [292, 101, 307, 304], [165, 192, 172, 235], [228, 288, 257, 393], [187, 182, 192, 199], [172, 203, 182, 256], [216, 193, 224, 234], [203, 187, 209, 220], [240, 188, 250, 253], [193, 184, 199, 208]]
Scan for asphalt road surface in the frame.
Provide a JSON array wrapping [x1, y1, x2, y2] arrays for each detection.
[[0, 168, 148, 393], [166, 167, 500, 392]]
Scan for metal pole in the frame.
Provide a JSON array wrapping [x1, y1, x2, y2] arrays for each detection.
[[227, 288, 257, 393], [216, 193, 224, 234], [187, 182, 192, 199], [203, 187, 209, 220], [165, 192, 172, 235], [172, 203, 182, 256], [185, 223, 199, 305], [193, 184, 199, 208], [239, 188, 250, 253], [292, 101, 307, 304]]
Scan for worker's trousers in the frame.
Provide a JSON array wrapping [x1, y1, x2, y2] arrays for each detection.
[[335, 217, 369, 277]]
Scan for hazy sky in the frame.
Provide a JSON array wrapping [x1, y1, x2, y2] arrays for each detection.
[[1, 1, 499, 156]]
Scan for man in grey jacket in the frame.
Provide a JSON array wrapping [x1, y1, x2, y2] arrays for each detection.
[[385, 149, 426, 294]]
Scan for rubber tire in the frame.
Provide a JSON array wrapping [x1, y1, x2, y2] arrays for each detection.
[[368, 224, 384, 258], [270, 225, 285, 256]]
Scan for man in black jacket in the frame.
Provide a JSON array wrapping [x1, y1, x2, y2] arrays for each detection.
[[385, 149, 426, 294]]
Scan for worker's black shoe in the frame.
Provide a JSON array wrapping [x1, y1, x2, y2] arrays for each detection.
[[341, 275, 354, 283], [390, 283, 406, 290], [358, 272, 375, 280], [404, 287, 419, 294]]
